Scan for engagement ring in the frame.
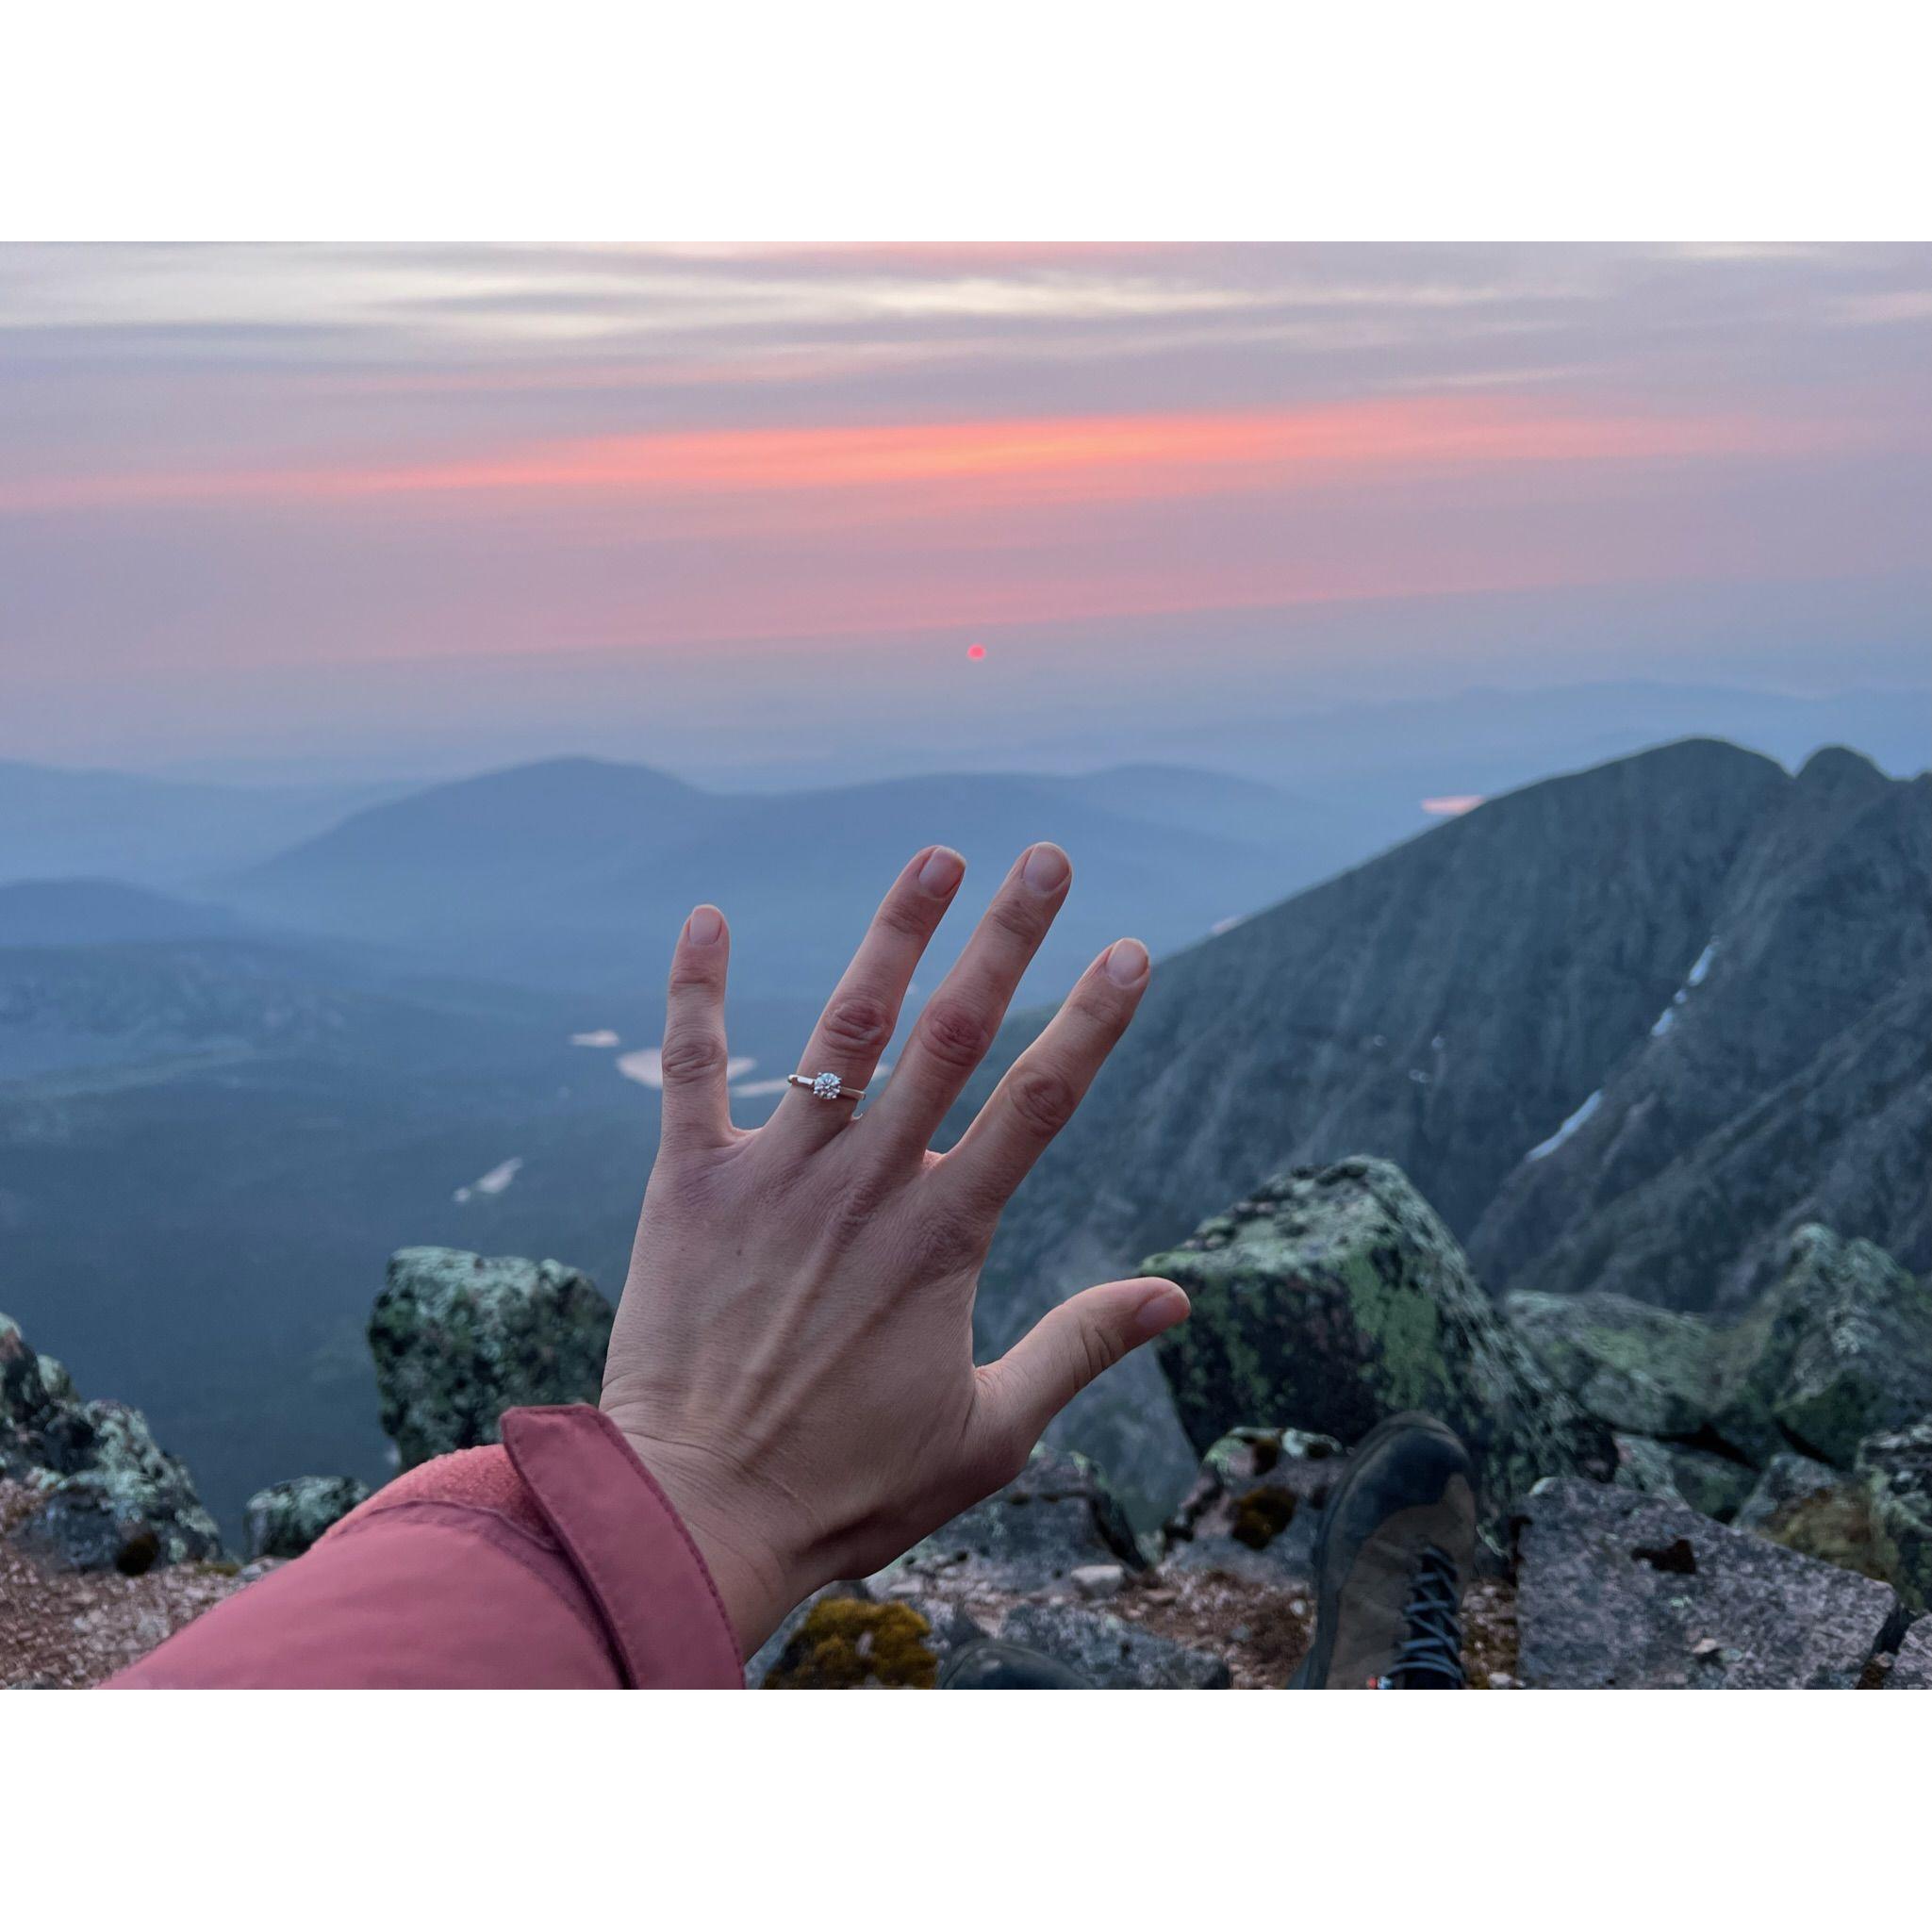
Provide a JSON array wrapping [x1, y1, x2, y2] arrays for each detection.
[[788, 1070, 866, 1102]]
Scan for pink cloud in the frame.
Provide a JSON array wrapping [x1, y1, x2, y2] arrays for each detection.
[[1, 393, 1854, 520]]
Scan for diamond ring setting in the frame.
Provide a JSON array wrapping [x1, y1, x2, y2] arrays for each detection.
[[788, 1070, 867, 1103]]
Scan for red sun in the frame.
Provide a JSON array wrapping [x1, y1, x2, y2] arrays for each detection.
[[966, 643, 986, 661]]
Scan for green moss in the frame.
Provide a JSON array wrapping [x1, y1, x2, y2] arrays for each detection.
[[764, 1600, 940, 1690]]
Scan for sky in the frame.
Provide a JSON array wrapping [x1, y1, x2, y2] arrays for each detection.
[[1, 242, 1926, 783]]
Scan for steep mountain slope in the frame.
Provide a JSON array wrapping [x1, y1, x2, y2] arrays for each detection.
[[223, 758, 1359, 999], [1469, 754, 1931, 1311], [948, 739, 1927, 1515]]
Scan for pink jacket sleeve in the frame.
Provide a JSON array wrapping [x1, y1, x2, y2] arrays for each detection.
[[106, 1406, 745, 1689]]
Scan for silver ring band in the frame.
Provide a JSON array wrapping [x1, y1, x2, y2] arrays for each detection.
[[788, 1070, 867, 1103]]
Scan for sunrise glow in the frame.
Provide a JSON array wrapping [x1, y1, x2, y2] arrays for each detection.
[[3, 242, 1925, 771]]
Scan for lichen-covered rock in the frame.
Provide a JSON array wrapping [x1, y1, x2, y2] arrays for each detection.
[[1514, 1478, 1904, 1688], [754, 1585, 988, 1689], [1858, 1417, 1932, 1612], [1615, 1434, 1756, 1523], [883, 1444, 1146, 1597], [243, 1475, 372, 1560], [1507, 1290, 1724, 1439], [1662, 1445, 1759, 1523], [1, 1313, 221, 1571], [1712, 1226, 1932, 1468], [1160, 1425, 1341, 1582], [370, 1247, 614, 1468], [1734, 1452, 1845, 1532], [1148, 1159, 1612, 1511], [1610, 1431, 1682, 1500], [2, 1314, 86, 1474], [996, 1600, 1230, 1688]]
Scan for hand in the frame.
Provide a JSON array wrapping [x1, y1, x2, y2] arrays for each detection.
[[600, 842, 1189, 1655]]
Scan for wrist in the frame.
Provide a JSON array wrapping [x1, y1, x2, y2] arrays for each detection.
[[603, 1412, 809, 1657]]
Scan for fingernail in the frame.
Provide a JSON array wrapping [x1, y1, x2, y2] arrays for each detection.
[[1103, 937, 1149, 987], [685, 905, 723, 946], [1131, 1282, 1190, 1343], [918, 846, 965, 894], [1022, 843, 1070, 893]]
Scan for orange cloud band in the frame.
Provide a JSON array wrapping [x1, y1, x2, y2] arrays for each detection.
[[2, 393, 1845, 519]]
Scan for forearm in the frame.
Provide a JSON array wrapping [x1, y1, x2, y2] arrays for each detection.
[[107, 1407, 745, 1690]]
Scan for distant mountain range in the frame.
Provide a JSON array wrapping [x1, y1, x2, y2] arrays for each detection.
[[949, 738, 1931, 1516], [217, 758, 1369, 1001], [0, 762, 410, 889], [0, 879, 242, 949]]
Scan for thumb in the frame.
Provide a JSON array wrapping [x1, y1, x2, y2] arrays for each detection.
[[974, 1276, 1190, 1455]]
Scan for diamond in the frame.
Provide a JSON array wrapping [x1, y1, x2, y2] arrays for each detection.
[[811, 1070, 843, 1100]]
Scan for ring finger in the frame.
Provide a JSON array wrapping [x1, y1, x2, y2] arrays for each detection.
[[764, 844, 966, 1151]]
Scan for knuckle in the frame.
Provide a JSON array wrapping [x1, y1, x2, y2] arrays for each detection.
[[1005, 1064, 1079, 1140], [819, 992, 894, 1056], [1076, 1316, 1122, 1390], [912, 1208, 983, 1278], [983, 892, 1043, 945], [1065, 981, 1126, 1032], [876, 892, 934, 942], [656, 1029, 725, 1087], [667, 958, 720, 995], [917, 998, 992, 1072], [823, 1176, 894, 1248]]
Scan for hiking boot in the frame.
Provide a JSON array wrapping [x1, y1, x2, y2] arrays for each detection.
[[939, 1640, 1090, 1689], [1289, 1411, 1475, 1689]]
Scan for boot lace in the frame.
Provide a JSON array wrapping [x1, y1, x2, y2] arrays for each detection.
[[1384, 1544, 1464, 1688]]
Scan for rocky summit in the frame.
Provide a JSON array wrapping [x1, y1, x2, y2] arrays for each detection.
[[8, 1186, 1931, 1688]]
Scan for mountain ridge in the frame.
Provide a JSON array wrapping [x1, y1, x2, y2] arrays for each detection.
[[946, 735, 1928, 1515]]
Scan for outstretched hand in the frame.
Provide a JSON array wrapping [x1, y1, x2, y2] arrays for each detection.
[[600, 842, 1188, 1654]]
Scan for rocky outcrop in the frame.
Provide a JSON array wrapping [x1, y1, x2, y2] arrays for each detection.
[[243, 1476, 371, 1560], [1712, 1226, 1932, 1468], [369, 1247, 614, 1468], [1512, 1228, 1932, 1570], [1506, 1291, 1724, 1439], [883, 1445, 1146, 1597], [1159, 1425, 1341, 1583], [1732, 1452, 1846, 1533], [1513, 1478, 1906, 1689], [1859, 1417, 1932, 1611], [1608, 1433, 1756, 1522], [1, 1313, 221, 1572], [1147, 1159, 1611, 1511]]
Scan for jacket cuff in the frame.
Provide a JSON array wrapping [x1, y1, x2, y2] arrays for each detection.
[[501, 1405, 743, 1687]]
